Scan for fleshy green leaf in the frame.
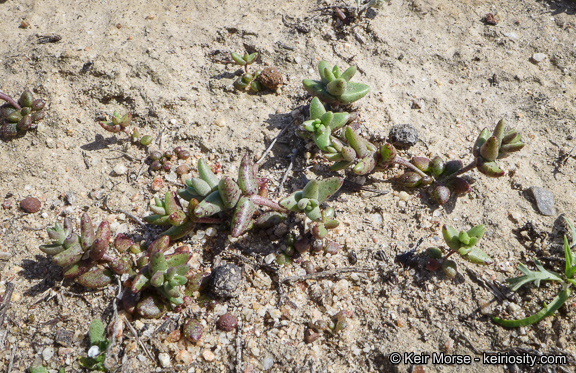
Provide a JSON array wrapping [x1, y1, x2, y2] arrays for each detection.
[[506, 259, 563, 292], [493, 286, 571, 327]]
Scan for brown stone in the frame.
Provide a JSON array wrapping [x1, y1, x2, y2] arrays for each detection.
[[258, 67, 283, 90], [217, 313, 238, 331], [20, 197, 41, 213]]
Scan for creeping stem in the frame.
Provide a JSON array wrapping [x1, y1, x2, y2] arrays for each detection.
[[0, 91, 22, 110], [392, 157, 428, 178], [436, 158, 478, 183], [249, 195, 287, 212]]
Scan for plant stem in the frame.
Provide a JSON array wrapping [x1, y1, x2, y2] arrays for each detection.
[[392, 156, 428, 177], [0, 91, 21, 110], [436, 159, 478, 183], [250, 195, 286, 212]]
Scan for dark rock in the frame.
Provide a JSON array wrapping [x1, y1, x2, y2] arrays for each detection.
[[217, 313, 238, 331], [210, 264, 241, 298], [20, 197, 41, 213], [55, 329, 74, 347], [528, 187, 556, 216], [388, 124, 419, 148]]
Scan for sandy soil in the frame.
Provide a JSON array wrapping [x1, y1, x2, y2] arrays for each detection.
[[1, 0, 576, 372]]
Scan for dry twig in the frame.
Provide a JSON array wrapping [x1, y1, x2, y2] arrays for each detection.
[[281, 267, 375, 284], [123, 315, 155, 362], [257, 123, 292, 165]]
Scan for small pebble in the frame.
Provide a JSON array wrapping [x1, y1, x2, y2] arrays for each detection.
[[176, 165, 189, 175], [87, 346, 100, 358], [158, 352, 171, 368], [64, 192, 76, 205], [165, 171, 178, 183], [42, 346, 55, 361], [2, 199, 12, 209], [175, 350, 193, 364], [528, 186, 555, 216], [55, 329, 74, 347], [202, 350, 215, 362], [206, 227, 217, 237], [210, 264, 242, 298], [398, 191, 410, 201], [113, 163, 128, 176], [151, 176, 164, 191], [530, 53, 547, 64], [20, 197, 41, 213], [262, 355, 274, 370], [264, 253, 276, 265], [388, 124, 419, 147], [217, 313, 238, 331]]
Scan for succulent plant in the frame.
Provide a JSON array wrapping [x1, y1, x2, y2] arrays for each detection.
[[279, 178, 343, 241], [131, 242, 191, 308], [0, 90, 47, 140], [98, 110, 153, 146], [303, 61, 369, 105], [146, 156, 343, 243], [231, 52, 262, 92], [40, 214, 133, 288], [493, 217, 576, 327], [300, 101, 525, 205], [309, 310, 349, 339], [389, 119, 524, 204], [148, 146, 190, 173], [425, 224, 493, 278]]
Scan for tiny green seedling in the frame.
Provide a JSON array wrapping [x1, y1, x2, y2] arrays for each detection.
[[1, 90, 46, 140], [426, 224, 493, 278], [78, 319, 110, 372], [303, 61, 370, 105], [98, 110, 153, 146], [231, 52, 262, 92], [493, 217, 576, 327]]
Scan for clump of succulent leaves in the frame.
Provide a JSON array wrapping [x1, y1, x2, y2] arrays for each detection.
[[145, 155, 343, 244], [389, 118, 525, 204], [40, 214, 133, 288], [299, 98, 525, 204], [493, 217, 576, 327], [78, 319, 110, 372], [0, 90, 46, 140], [149, 146, 190, 172], [305, 310, 349, 343], [231, 52, 262, 92], [302, 61, 370, 105], [123, 236, 193, 318], [425, 224, 493, 278], [98, 110, 153, 146]]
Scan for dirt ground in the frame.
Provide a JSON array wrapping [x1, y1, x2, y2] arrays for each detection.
[[1, 0, 576, 372]]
